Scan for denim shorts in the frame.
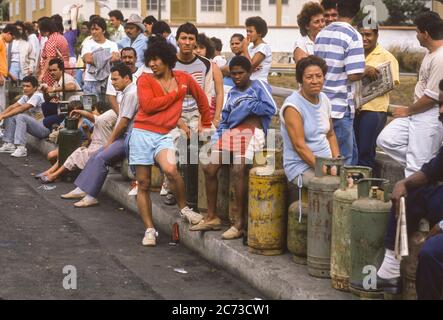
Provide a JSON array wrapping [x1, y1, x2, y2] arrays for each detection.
[[129, 128, 174, 166]]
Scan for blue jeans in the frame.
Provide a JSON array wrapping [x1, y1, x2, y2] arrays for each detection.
[[3, 114, 50, 145], [354, 110, 387, 170], [416, 233, 443, 300], [333, 108, 358, 165]]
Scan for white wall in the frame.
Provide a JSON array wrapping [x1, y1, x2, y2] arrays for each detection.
[[52, 1, 97, 22], [239, 1, 276, 27], [196, 0, 226, 25]]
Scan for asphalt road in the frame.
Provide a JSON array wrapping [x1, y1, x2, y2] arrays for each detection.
[[0, 149, 263, 300]]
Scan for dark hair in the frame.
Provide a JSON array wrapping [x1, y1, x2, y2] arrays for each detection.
[[440, 79, 443, 91], [89, 15, 100, 22], [2, 24, 19, 38], [357, 21, 379, 35], [337, 0, 361, 19], [176, 22, 198, 41], [152, 20, 172, 35], [51, 14, 64, 33], [108, 10, 124, 22], [229, 55, 252, 73], [93, 101, 111, 114], [295, 55, 328, 84], [143, 15, 158, 25], [48, 58, 64, 70], [321, 0, 338, 10], [24, 21, 37, 36], [81, 21, 89, 27], [22, 75, 39, 88], [245, 16, 268, 38], [38, 17, 57, 34], [67, 100, 84, 114], [231, 33, 245, 42], [14, 21, 28, 40], [111, 63, 133, 81], [297, 2, 324, 37], [121, 47, 137, 58], [89, 17, 110, 39], [211, 37, 223, 52], [415, 12, 443, 40], [197, 33, 215, 59], [144, 36, 177, 69]]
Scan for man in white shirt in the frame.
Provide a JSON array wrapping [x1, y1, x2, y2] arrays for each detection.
[[108, 10, 126, 43], [0, 76, 48, 157], [377, 12, 443, 177]]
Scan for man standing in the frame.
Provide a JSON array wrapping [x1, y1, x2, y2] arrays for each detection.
[[61, 64, 138, 207], [321, 0, 339, 26], [117, 14, 148, 68], [0, 76, 47, 157], [106, 47, 145, 114], [108, 10, 126, 43], [314, 0, 365, 165], [152, 20, 178, 50], [0, 25, 18, 114], [377, 12, 443, 177], [376, 79, 443, 296]]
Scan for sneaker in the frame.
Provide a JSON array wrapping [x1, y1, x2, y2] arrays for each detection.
[[142, 228, 158, 246], [0, 143, 16, 153], [160, 183, 168, 196], [128, 181, 138, 196], [180, 206, 204, 225], [11, 146, 27, 158]]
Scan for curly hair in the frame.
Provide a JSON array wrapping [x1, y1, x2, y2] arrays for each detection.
[[297, 2, 325, 37], [245, 16, 268, 38], [197, 33, 215, 59], [295, 55, 328, 84], [144, 36, 177, 69]]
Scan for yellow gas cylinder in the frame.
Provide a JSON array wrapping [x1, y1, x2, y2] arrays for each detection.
[[248, 165, 287, 256], [402, 219, 429, 300], [150, 166, 163, 192]]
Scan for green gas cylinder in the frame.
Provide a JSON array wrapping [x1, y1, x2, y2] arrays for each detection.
[[307, 157, 344, 278], [58, 118, 81, 181], [331, 166, 372, 291], [349, 179, 391, 300]]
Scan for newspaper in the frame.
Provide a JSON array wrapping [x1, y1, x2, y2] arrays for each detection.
[[353, 61, 394, 110]]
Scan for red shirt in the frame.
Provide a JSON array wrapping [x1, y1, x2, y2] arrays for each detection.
[[40, 32, 70, 86], [134, 70, 212, 134]]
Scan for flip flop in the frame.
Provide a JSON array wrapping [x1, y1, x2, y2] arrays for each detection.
[[39, 175, 54, 184], [34, 172, 46, 179]]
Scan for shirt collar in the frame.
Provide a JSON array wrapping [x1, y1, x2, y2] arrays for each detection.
[[122, 82, 136, 94], [367, 44, 383, 57]]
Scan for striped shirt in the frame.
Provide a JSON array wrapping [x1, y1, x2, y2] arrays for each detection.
[[314, 22, 365, 119]]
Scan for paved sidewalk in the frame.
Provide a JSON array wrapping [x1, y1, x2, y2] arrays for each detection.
[[27, 136, 354, 300]]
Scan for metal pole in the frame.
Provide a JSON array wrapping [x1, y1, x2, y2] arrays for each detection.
[[158, 0, 161, 20]]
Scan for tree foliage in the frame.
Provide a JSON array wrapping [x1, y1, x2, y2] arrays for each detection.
[[383, 0, 430, 26]]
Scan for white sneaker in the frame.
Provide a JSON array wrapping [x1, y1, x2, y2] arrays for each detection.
[[0, 143, 16, 153], [128, 182, 138, 196], [180, 207, 203, 225], [142, 228, 158, 246], [160, 183, 168, 196], [11, 146, 27, 157]]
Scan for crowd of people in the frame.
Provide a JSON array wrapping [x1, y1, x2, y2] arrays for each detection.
[[0, 0, 442, 299]]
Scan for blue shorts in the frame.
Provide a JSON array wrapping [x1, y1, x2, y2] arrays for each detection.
[[129, 128, 174, 166]]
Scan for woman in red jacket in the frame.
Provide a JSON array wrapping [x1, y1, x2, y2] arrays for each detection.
[[131, 37, 212, 247]]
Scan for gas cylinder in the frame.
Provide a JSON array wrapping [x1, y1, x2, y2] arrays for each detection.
[[307, 157, 344, 278], [179, 142, 199, 210], [349, 179, 391, 300], [58, 118, 81, 181], [287, 191, 308, 264], [331, 166, 372, 291], [248, 167, 287, 256], [402, 219, 429, 300]]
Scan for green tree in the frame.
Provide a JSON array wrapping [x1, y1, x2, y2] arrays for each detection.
[[383, 0, 429, 26]]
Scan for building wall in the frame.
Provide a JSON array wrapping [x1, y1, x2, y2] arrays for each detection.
[[196, 0, 226, 25]]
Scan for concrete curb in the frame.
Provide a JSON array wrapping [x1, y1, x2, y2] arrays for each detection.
[[27, 136, 359, 300]]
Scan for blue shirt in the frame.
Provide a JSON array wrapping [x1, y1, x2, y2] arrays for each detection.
[[421, 146, 443, 184], [117, 33, 148, 68], [280, 91, 332, 182], [314, 22, 365, 119]]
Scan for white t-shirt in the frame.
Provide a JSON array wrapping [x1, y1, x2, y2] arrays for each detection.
[[248, 43, 272, 83], [10, 40, 20, 63], [106, 67, 146, 105], [17, 92, 44, 116], [293, 34, 315, 56], [54, 73, 82, 102], [213, 55, 227, 68], [414, 46, 443, 104], [81, 38, 119, 82]]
